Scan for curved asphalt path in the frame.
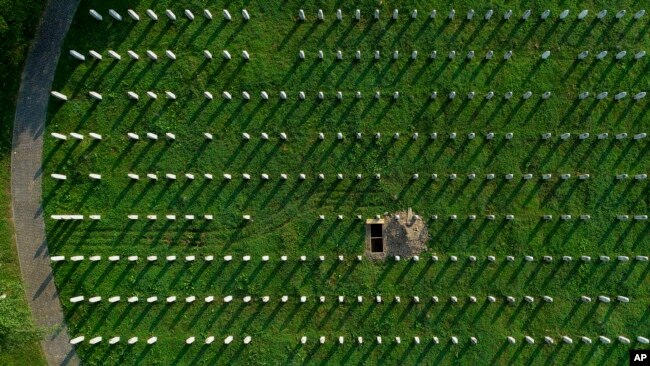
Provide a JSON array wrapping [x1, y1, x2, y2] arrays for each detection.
[[11, 0, 80, 364]]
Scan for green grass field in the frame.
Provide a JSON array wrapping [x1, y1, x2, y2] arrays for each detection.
[[44, 1, 648, 364]]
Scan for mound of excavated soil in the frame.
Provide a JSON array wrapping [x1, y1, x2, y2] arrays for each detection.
[[365, 208, 429, 260]]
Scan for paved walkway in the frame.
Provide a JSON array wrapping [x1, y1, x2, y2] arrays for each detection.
[[11, 0, 80, 365]]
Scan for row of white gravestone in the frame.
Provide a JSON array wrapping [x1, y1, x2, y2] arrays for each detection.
[[205, 49, 250, 60], [49, 171, 647, 186], [67, 294, 634, 306], [443, 214, 648, 222], [298, 8, 646, 22], [49, 131, 647, 143], [301, 335, 477, 345], [439, 213, 647, 221], [70, 335, 158, 345], [49, 171, 647, 184], [617, 214, 649, 221], [52, 255, 210, 262], [69, 49, 179, 62], [50, 254, 649, 264], [50, 89, 647, 103], [125, 214, 213, 221], [297, 49, 641, 62], [70, 335, 251, 345], [50, 132, 102, 141], [579, 91, 647, 101], [299, 49, 519, 61], [574, 50, 646, 60], [49, 214, 214, 221], [543, 214, 648, 221], [168, 171, 601, 181], [457, 90, 543, 100], [420, 172, 596, 181], [116, 172, 606, 182], [121, 172, 388, 182], [69, 47, 649, 67], [67, 89, 650, 103], [76, 49, 252, 62], [49, 212, 647, 223], [187, 336, 251, 345], [50, 214, 100, 220], [302, 335, 647, 345], [124, 132, 176, 141], [53, 89, 563, 102], [320, 131, 515, 141], [51, 131, 184, 141], [210, 90, 550, 101], [508, 335, 648, 345], [90, 8, 250, 22], [542, 132, 646, 140], [74, 49, 253, 62], [51, 254, 360, 263], [70, 47, 649, 65]]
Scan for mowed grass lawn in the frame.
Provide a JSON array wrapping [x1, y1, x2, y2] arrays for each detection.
[[44, 1, 647, 365]]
